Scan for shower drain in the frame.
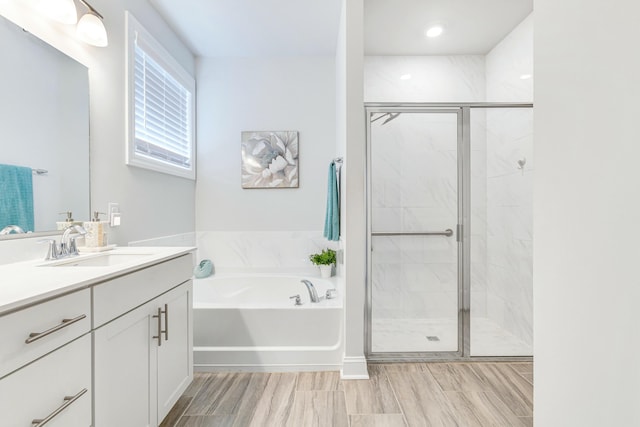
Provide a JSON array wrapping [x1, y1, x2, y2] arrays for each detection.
[[426, 336, 440, 342]]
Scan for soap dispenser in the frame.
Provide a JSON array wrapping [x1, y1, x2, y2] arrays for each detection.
[[56, 211, 84, 230], [83, 211, 108, 248]]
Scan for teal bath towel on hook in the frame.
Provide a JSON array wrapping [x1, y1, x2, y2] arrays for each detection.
[[323, 161, 340, 241], [0, 164, 34, 232]]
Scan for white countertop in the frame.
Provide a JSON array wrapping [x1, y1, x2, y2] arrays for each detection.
[[0, 246, 196, 316]]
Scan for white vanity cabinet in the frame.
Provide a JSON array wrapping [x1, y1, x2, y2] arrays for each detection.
[[93, 254, 193, 427], [0, 289, 92, 427], [0, 333, 92, 427], [0, 247, 194, 427]]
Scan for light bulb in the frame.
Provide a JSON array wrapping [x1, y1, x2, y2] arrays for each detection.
[[39, 0, 78, 25], [426, 26, 444, 38], [77, 12, 108, 47]]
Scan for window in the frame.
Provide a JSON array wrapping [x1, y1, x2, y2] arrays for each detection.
[[126, 12, 196, 179]]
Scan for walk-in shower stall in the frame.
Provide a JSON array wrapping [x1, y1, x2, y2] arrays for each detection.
[[366, 103, 533, 360]]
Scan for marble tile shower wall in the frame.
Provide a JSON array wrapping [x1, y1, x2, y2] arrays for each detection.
[[365, 13, 533, 344], [365, 56, 486, 103], [365, 56, 487, 322], [370, 114, 459, 321], [195, 231, 340, 275], [484, 110, 533, 346], [483, 14, 534, 348]]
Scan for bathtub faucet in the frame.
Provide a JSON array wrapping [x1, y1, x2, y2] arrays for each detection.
[[301, 280, 320, 303]]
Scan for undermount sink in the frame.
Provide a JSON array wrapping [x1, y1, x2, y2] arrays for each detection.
[[42, 253, 153, 267]]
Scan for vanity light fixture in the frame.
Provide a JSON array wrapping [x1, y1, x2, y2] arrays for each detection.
[[76, 0, 108, 47], [425, 25, 444, 38], [39, 0, 78, 25]]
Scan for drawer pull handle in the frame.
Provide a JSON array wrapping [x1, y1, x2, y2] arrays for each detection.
[[25, 314, 87, 344], [152, 306, 167, 347], [31, 388, 87, 426]]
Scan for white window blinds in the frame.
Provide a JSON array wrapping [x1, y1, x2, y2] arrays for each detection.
[[126, 12, 195, 179]]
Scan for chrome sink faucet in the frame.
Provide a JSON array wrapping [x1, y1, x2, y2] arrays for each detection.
[[0, 225, 25, 235], [301, 279, 319, 303], [40, 224, 88, 261], [61, 224, 87, 256]]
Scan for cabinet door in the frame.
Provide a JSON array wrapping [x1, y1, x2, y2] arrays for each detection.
[[157, 281, 193, 422], [94, 301, 157, 427]]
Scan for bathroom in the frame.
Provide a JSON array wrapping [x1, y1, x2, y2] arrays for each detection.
[[0, 0, 638, 426]]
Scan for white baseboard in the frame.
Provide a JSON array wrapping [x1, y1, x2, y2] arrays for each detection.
[[340, 355, 369, 379], [194, 363, 341, 373]]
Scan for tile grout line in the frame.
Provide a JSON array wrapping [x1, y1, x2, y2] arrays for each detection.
[[171, 373, 210, 426], [508, 364, 534, 386], [379, 365, 410, 427], [168, 397, 191, 427], [473, 363, 533, 418], [342, 388, 351, 427]]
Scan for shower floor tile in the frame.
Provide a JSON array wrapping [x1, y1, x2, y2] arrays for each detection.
[[371, 317, 532, 356]]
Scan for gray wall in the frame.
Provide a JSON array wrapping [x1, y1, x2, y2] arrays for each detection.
[[195, 56, 336, 232]]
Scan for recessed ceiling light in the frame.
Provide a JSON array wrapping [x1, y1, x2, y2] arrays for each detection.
[[425, 26, 443, 38], [400, 74, 412, 80], [520, 74, 533, 80]]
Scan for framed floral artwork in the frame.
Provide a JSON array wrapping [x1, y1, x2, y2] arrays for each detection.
[[241, 131, 299, 188]]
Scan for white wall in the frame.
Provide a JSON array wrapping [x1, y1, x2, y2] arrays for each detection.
[[195, 57, 336, 232], [0, 0, 196, 244], [337, 0, 368, 379], [534, 1, 640, 425]]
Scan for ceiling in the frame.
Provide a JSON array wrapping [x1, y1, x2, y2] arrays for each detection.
[[150, 0, 533, 58], [149, 0, 343, 57], [365, 0, 533, 55]]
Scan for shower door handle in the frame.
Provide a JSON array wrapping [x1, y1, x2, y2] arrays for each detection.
[[371, 229, 454, 237]]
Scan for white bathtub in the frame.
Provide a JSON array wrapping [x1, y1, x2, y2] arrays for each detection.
[[193, 274, 343, 372]]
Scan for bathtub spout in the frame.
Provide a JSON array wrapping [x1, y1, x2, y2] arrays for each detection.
[[301, 280, 320, 303]]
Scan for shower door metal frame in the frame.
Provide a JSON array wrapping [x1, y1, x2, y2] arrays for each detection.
[[364, 102, 534, 362]]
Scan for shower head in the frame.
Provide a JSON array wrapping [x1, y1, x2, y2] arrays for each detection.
[[371, 112, 401, 126], [382, 112, 400, 125]]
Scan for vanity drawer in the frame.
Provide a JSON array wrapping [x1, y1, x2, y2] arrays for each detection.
[[0, 288, 91, 379], [0, 334, 92, 427], [93, 254, 193, 327]]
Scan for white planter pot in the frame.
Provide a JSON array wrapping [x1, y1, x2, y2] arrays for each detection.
[[319, 265, 332, 278]]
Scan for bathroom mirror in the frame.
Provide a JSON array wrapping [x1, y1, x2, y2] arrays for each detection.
[[0, 14, 90, 238]]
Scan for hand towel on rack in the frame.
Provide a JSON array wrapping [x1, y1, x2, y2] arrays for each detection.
[[0, 164, 34, 232], [323, 161, 340, 241]]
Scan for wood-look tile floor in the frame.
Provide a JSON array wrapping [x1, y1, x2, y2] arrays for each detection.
[[161, 362, 533, 427]]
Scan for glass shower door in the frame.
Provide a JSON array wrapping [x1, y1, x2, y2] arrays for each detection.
[[368, 109, 461, 355]]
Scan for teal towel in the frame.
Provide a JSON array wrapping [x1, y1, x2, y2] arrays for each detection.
[[323, 162, 340, 241], [0, 164, 34, 232]]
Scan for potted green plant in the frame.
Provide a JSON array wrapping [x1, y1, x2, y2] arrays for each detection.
[[309, 248, 336, 278]]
